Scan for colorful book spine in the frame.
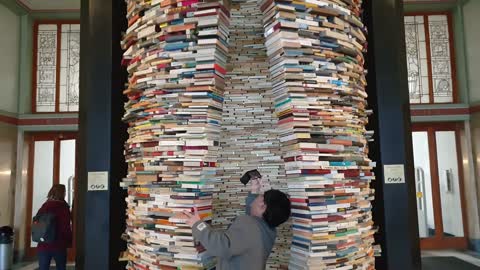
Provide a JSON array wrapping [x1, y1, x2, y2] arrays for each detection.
[[121, 0, 377, 269], [122, 0, 230, 269], [259, 0, 377, 269]]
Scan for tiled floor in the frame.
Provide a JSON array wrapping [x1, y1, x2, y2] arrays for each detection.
[[11, 250, 479, 270], [11, 262, 36, 270], [12, 262, 75, 270], [422, 250, 480, 267]]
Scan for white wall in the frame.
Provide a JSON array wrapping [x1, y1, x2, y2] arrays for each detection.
[[0, 4, 20, 113], [461, 124, 480, 240], [464, 0, 480, 104], [464, 0, 480, 242], [0, 124, 17, 227]]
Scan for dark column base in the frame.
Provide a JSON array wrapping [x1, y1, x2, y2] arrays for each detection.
[[76, 0, 127, 269], [365, 0, 422, 269]]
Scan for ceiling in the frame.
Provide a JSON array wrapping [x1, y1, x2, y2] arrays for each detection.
[[16, 0, 79, 11], [14, 0, 457, 12]]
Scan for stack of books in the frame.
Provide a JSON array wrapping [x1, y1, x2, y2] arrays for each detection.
[[212, 0, 290, 268], [120, 0, 377, 268], [121, 0, 230, 269], [258, 0, 377, 269]]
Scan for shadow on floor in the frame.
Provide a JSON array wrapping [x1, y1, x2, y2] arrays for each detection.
[[35, 266, 75, 270], [11, 262, 35, 270], [423, 257, 480, 270], [11, 262, 75, 270]]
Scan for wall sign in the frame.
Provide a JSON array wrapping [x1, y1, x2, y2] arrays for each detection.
[[384, 164, 406, 184], [88, 171, 109, 191]]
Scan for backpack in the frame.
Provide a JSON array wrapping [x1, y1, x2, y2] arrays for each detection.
[[32, 212, 56, 243]]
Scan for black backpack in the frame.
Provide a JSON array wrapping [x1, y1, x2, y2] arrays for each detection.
[[32, 212, 56, 243]]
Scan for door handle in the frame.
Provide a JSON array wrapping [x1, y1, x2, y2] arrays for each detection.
[[416, 167, 426, 210], [445, 169, 453, 193], [415, 168, 421, 210], [68, 175, 74, 206]]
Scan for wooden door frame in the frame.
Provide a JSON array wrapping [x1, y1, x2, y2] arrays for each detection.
[[25, 132, 78, 260], [412, 122, 468, 249]]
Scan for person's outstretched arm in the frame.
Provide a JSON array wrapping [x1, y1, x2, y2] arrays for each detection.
[[187, 212, 252, 259]]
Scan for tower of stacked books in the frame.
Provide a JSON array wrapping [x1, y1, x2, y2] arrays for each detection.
[[121, 0, 230, 269], [259, 0, 376, 269], [121, 0, 376, 269], [213, 0, 290, 268]]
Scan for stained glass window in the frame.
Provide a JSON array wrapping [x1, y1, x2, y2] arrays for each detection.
[[428, 15, 453, 103], [34, 22, 81, 113], [404, 16, 430, 104], [36, 24, 58, 112], [60, 24, 80, 112], [404, 14, 455, 104]]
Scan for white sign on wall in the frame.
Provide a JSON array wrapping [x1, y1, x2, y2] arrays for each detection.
[[88, 171, 109, 191], [384, 164, 406, 184]]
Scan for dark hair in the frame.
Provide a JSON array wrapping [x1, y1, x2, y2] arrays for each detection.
[[262, 189, 291, 228], [48, 184, 66, 201]]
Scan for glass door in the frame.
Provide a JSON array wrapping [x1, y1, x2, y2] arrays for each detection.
[[412, 131, 435, 239], [412, 123, 467, 249], [26, 132, 77, 259]]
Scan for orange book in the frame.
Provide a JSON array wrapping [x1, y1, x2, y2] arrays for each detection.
[[329, 139, 353, 146], [166, 24, 196, 33]]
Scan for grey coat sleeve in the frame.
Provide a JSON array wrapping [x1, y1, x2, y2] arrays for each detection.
[[245, 192, 258, 215], [192, 216, 252, 259]]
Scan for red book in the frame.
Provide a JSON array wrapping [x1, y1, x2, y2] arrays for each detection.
[[133, 263, 148, 270], [260, 0, 273, 12], [128, 14, 140, 27], [315, 147, 338, 153], [180, 0, 198, 6], [290, 198, 308, 203], [341, 170, 360, 177], [283, 156, 296, 162], [130, 55, 142, 65], [313, 215, 345, 222], [121, 58, 131, 66], [135, 193, 150, 199], [124, 39, 136, 50], [142, 142, 158, 148], [156, 63, 170, 69], [128, 93, 141, 101], [273, 22, 281, 32], [301, 169, 331, 175], [214, 64, 226, 75]]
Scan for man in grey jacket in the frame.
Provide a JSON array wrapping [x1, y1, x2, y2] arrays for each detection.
[[183, 178, 291, 270]]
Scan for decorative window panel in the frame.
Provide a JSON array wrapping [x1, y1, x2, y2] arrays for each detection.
[[59, 24, 81, 112], [36, 24, 58, 112], [404, 16, 430, 104], [428, 15, 453, 103], [404, 14, 455, 104], [34, 22, 81, 113]]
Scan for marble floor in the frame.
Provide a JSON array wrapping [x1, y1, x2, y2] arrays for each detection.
[[422, 250, 480, 267], [12, 262, 75, 270], [11, 250, 480, 270]]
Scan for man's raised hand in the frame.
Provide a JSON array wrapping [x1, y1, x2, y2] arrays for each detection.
[[183, 207, 201, 227], [251, 178, 261, 194]]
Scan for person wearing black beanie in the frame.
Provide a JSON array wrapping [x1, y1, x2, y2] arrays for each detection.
[[184, 171, 291, 270]]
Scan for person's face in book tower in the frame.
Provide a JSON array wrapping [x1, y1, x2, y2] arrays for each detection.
[[250, 194, 267, 218]]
